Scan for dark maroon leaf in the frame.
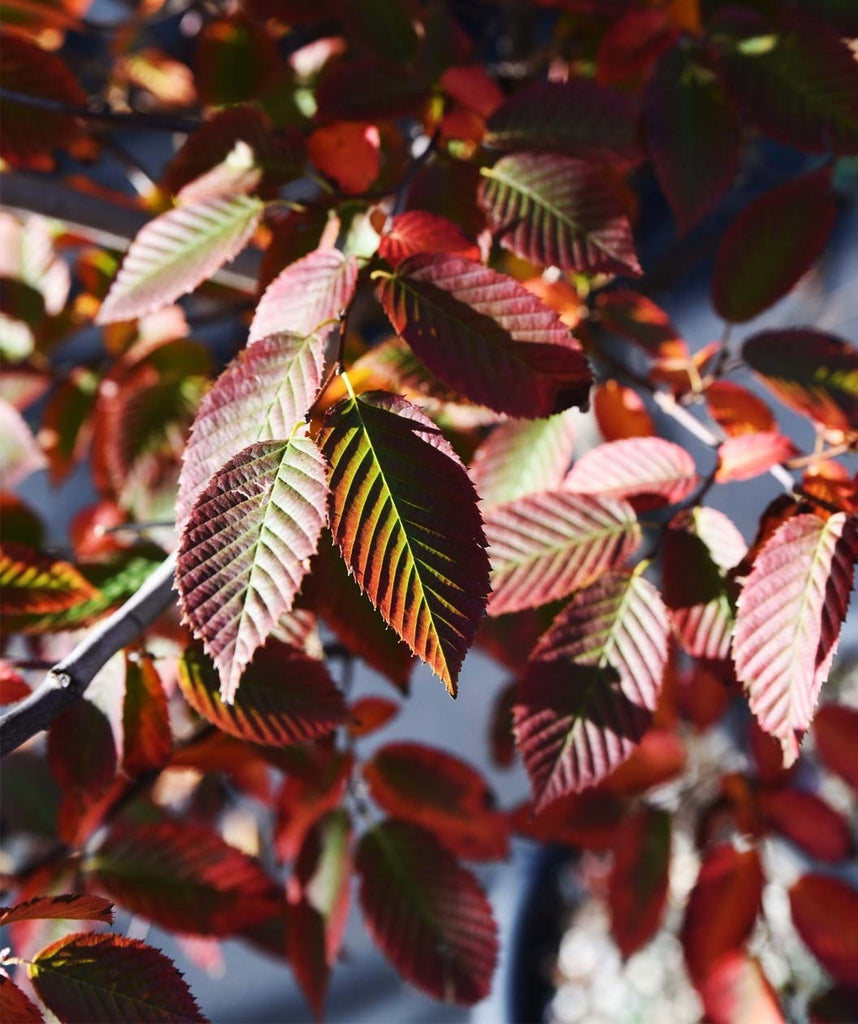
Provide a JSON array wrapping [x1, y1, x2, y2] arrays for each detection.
[[790, 875, 858, 984], [608, 807, 671, 957]]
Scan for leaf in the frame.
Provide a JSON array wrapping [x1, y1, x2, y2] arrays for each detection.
[[608, 807, 671, 957], [318, 390, 490, 696], [593, 381, 655, 441], [742, 329, 858, 434], [249, 248, 358, 343], [789, 874, 858, 984], [0, 660, 30, 704], [595, 289, 686, 359], [178, 641, 345, 746], [733, 513, 858, 767], [643, 43, 740, 231], [362, 742, 508, 860], [715, 432, 797, 484], [308, 121, 380, 194], [274, 749, 354, 862], [479, 153, 640, 275], [712, 169, 837, 323], [177, 436, 328, 702], [698, 953, 784, 1024], [0, 399, 47, 487], [28, 932, 207, 1023], [176, 331, 327, 526], [0, 977, 42, 1024], [378, 211, 480, 267], [514, 571, 670, 807], [0, 894, 114, 927], [0, 544, 97, 616], [469, 410, 577, 507], [314, 56, 429, 121], [705, 380, 776, 437], [347, 696, 399, 737], [813, 704, 858, 791], [596, 7, 678, 87], [564, 437, 698, 509], [600, 728, 686, 797], [509, 789, 626, 851], [122, 655, 171, 776], [681, 844, 764, 984], [88, 820, 279, 935], [404, 158, 485, 242], [378, 254, 592, 418], [485, 78, 642, 168], [96, 195, 263, 324], [356, 820, 498, 1004], [484, 491, 641, 615], [758, 788, 852, 863], [716, 15, 858, 154]]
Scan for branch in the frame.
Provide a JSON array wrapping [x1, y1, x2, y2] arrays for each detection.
[[0, 554, 177, 759], [0, 89, 200, 133]]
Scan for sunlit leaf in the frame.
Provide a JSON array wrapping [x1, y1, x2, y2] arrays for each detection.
[[564, 437, 697, 508], [514, 570, 670, 806], [733, 513, 858, 767], [308, 121, 380, 194], [122, 655, 172, 776], [479, 153, 640, 275], [593, 381, 655, 441], [608, 807, 671, 957], [705, 380, 776, 437], [0, 894, 113, 927], [0, 543, 97, 616], [485, 491, 640, 615], [594, 289, 686, 359], [347, 696, 399, 737], [97, 195, 263, 324], [378, 254, 592, 417], [29, 932, 207, 1023], [789, 874, 858, 984], [356, 820, 498, 1004], [378, 211, 480, 267], [715, 431, 797, 483], [318, 390, 489, 696]]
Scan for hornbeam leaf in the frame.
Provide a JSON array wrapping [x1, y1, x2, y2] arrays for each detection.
[[97, 195, 263, 324], [178, 641, 346, 746], [485, 492, 641, 615], [318, 390, 489, 695], [378, 211, 480, 267], [733, 512, 858, 767], [0, 543, 98, 616], [789, 874, 858, 984], [356, 820, 498, 1004], [813, 704, 858, 791], [564, 437, 697, 508], [29, 933, 207, 1023], [479, 153, 641, 276], [514, 571, 669, 807], [608, 807, 672, 957], [0, 978, 41, 1023], [176, 331, 326, 526], [0, 894, 114, 927], [177, 437, 328, 702], [378, 254, 592, 418], [249, 248, 358, 343]]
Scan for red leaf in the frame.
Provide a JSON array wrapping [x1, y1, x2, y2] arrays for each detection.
[[88, 820, 280, 936], [681, 844, 764, 984], [379, 254, 592, 417], [440, 66, 503, 118], [363, 742, 509, 860], [595, 289, 686, 360], [177, 641, 346, 746], [643, 42, 740, 232], [275, 749, 353, 862], [0, 977, 42, 1023], [347, 697, 398, 738], [564, 437, 697, 509], [484, 491, 640, 615], [593, 381, 655, 441], [759, 787, 852, 863], [248, 248, 358, 344], [716, 431, 797, 483], [0, 894, 114, 927], [600, 728, 686, 797], [515, 571, 669, 806], [509, 790, 626, 851], [378, 211, 480, 267], [698, 953, 784, 1024], [733, 513, 858, 767], [608, 807, 672, 956], [742, 329, 858, 435], [706, 380, 776, 437], [790, 874, 858, 984], [0, 660, 30, 704], [404, 159, 485, 243], [356, 820, 498, 1004], [485, 78, 642, 169], [122, 655, 171, 776], [308, 121, 380, 194], [597, 8, 678, 87], [813, 704, 858, 791], [712, 169, 837, 323], [478, 153, 641, 275], [28, 932, 206, 1023]]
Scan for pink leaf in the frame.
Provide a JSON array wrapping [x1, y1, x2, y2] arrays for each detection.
[[715, 431, 797, 483], [564, 437, 697, 508]]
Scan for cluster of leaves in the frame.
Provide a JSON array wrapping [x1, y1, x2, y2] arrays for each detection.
[[2, 0, 858, 1020]]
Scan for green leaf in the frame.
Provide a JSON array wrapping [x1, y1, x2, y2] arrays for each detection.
[[318, 390, 489, 695]]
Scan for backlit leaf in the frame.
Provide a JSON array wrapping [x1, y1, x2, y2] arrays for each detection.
[[0, 894, 113, 927], [733, 513, 858, 767], [347, 696, 398, 737], [514, 571, 670, 806], [29, 932, 207, 1023], [178, 641, 345, 746], [698, 953, 784, 1024], [308, 121, 381, 194], [122, 655, 171, 776], [715, 432, 797, 484], [469, 410, 577, 507], [485, 79, 641, 168], [0, 978, 41, 1023], [378, 254, 592, 418], [97, 195, 263, 324], [356, 820, 498, 1004], [176, 331, 327, 527], [593, 381, 655, 441], [712, 170, 837, 323], [378, 211, 480, 267], [789, 874, 858, 984], [177, 436, 328, 702], [479, 153, 640, 275], [249, 249, 358, 343], [318, 390, 489, 695], [705, 380, 776, 437], [742, 330, 858, 434], [0, 543, 97, 616], [485, 491, 640, 615], [564, 437, 697, 509], [88, 820, 279, 936], [813, 704, 858, 791], [608, 807, 671, 957], [275, 749, 353, 862], [595, 289, 686, 359], [363, 742, 509, 860]]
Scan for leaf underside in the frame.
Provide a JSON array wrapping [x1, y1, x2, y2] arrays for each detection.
[[564, 436, 698, 508]]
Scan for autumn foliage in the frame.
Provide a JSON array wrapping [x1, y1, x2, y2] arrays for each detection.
[[1, 1, 858, 1021]]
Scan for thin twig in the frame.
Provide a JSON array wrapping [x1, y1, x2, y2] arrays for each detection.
[[0, 89, 200, 133]]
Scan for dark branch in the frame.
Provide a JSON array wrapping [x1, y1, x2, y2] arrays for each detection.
[[0, 89, 200, 133]]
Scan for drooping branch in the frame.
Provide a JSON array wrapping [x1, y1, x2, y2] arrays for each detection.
[[0, 554, 177, 759]]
